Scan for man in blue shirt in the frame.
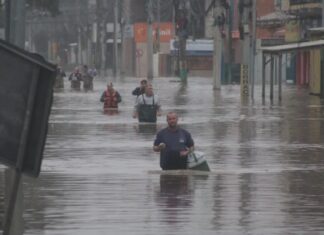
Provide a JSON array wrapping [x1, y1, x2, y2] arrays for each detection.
[[153, 112, 194, 170]]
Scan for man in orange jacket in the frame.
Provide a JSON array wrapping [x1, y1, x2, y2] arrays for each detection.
[[100, 82, 122, 111]]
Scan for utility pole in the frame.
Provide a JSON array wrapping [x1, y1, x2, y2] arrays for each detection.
[[213, 0, 224, 90], [322, 0, 324, 26], [100, 1, 107, 76], [95, 0, 101, 73], [156, 0, 160, 53], [147, 0, 154, 80], [113, 0, 119, 77], [239, 0, 251, 98], [227, 0, 234, 84], [77, 0, 82, 65], [120, 0, 125, 77], [321, 0, 324, 99], [242, 1, 250, 75], [175, 0, 188, 82], [250, 0, 256, 100], [85, 2, 91, 66], [122, 0, 131, 76]]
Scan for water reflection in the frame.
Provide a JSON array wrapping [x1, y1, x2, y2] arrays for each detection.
[[103, 109, 119, 116], [238, 174, 253, 233], [174, 83, 188, 109], [238, 105, 257, 168], [155, 172, 209, 233], [283, 171, 324, 231], [157, 174, 192, 224], [211, 174, 224, 229], [135, 123, 157, 135]]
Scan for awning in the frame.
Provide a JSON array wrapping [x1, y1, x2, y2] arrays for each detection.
[[307, 27, 324, 33], [260, 39, 324, 54], [257, 11, 295, 27]]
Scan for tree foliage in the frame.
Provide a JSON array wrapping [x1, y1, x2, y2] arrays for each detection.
[[26, 0, 60, 16]]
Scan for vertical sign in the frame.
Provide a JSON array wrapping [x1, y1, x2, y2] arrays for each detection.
[[240, 64, 249, 97]]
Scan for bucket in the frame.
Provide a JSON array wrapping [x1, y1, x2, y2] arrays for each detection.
[[187, 151, 210, 171]]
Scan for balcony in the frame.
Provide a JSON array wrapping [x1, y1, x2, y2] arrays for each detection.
[[290, 0, 321, 5], [287, 1, 322, 19]]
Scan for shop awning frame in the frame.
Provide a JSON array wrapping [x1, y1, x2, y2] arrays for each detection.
[[261, 39, 324, 54], [259, 39, 324, 103]]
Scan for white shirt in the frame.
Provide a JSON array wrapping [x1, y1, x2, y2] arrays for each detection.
[[134, 94, 161, 112]]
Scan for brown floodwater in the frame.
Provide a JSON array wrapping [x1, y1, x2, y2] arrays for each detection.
[[1, 76, 324, 235]]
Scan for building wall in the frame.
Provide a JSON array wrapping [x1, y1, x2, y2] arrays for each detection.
[[133, 22, 173, 77], [286, 0, 322, 41], [256, 0, 278, 39], [289, 0, 321, 8], [282, 0, 290, 11], [285, 0, 322, 88], [206, 0, 280, 73], [285, 20, 300, 42], [309, 49, 321, 95], [257, 0, 275, 17]]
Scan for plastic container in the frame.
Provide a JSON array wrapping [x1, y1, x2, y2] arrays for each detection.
[[187, 151, 210, 171]]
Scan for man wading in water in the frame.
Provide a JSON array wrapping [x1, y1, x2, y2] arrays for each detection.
[[132, 79, 147, 97], [133, 83, 161, 123], [153, 112, 194, 170], [100, 82, 122, 114]]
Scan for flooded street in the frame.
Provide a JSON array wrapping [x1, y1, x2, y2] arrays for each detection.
[[2, 76, 324, 235]]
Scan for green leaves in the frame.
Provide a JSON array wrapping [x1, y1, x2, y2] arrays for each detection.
[[26, 0, 60, 16]]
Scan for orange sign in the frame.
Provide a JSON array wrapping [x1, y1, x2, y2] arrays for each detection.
[[134, 22, 173, 43]]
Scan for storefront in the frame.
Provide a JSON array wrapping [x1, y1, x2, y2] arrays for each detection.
[[133, 22, 173, 78], [170, 39, 213, 77]]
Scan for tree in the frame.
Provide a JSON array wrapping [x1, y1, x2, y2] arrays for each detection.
[[26, 0, 60, 16]]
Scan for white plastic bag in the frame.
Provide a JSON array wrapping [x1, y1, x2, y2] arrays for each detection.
[[187, 151, 210, 171]]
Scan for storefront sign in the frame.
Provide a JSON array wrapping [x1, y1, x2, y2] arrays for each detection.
[[134, 22, 173, 43]]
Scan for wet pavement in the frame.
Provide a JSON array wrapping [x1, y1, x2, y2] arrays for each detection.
[[1, 76, 324, 235]]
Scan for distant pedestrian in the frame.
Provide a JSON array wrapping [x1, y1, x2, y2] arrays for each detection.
[[153, 112, 194, 170], [132, 79, 147, 96], [100, 82, 122, 112], [133, 83, 161, 123], [68, 67, 82, 90], [81, 64, 94, 91], [88, 67, 97, 78], [54, 66, 66, 89]]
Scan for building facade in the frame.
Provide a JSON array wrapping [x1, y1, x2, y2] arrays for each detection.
[[284, 0, 323, 93]]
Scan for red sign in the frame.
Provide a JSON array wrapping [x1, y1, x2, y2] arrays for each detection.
[[134, 22, 173, 43]]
